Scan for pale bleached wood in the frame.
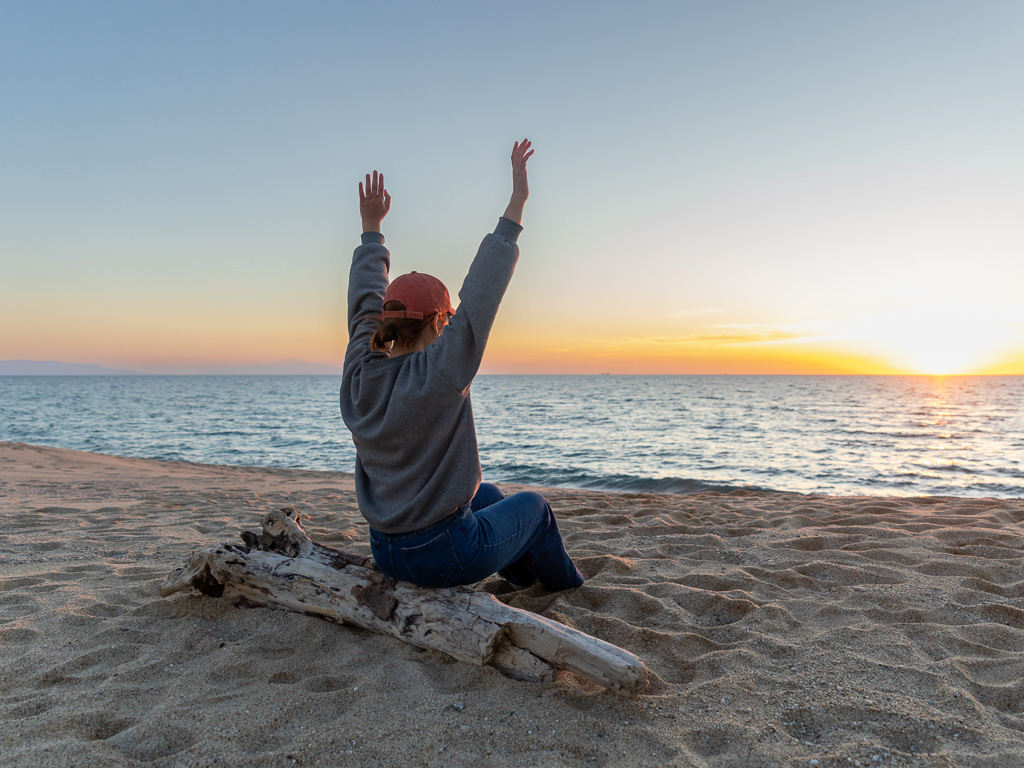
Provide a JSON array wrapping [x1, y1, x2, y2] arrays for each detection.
[[161, 508, 648, 693]]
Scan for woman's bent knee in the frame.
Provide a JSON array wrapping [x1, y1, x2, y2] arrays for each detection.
[[471, 482, 505, 511], [515, 490, 550, 510]]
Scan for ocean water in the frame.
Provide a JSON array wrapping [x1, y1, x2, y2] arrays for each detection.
[[2, 375, 1023, 498]]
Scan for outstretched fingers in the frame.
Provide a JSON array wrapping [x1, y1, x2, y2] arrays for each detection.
[[361, 170, 390, 200], [512, 138, 533, 167]]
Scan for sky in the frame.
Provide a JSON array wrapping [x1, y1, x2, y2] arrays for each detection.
[[2, 1, 1023, 375]]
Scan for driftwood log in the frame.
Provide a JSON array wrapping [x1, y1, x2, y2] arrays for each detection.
[[161, 508, 648, 695]]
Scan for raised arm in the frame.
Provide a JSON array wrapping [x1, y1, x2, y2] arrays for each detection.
[[502, 139, 534, 224], [346, 171, 393, 367], [359, 170, 392, 234]]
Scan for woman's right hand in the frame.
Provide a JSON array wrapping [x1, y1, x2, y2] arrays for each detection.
[[511, 139, 533, 202], [359, 170, 391, 233], [504, 139, 534, 224]]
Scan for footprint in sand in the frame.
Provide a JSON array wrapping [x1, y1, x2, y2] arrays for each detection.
[[305, 675, 352, 693], [957, 577, 1024, 598], [975, 602, 1024, 629], [0, 576, 46, 590], [681, 725, 752, 758], [0, 592, 41, 617], [111, 723, 196, 762], [268, 671, 300, 684], [35, 644, 140, 688], [30, 541, 64, 552], [71, 600, 127, 619], [3, 694, 57, 720], [62, 563, 109, 574], [0, 626, 43, 645], [64, 710, 137, 741], [779, 705, 946, 754]]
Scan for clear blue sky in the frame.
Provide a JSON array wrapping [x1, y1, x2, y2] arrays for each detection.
[[3, 1, 1022, 373]]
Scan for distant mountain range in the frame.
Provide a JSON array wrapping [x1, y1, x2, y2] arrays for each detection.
[[0, 359, 341, 375], [0, 360, 143, 375]]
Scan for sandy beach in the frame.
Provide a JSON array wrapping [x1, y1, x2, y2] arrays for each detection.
[[2, 441, 1023, 767]]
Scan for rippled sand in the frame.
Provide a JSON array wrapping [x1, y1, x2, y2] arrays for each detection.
[[2, 442, 1023, 767]]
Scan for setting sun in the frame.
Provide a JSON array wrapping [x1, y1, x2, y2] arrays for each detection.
[[839, 307, 1022, 376]]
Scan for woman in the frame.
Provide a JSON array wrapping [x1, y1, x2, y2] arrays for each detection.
[[340, 139, 584, 592]]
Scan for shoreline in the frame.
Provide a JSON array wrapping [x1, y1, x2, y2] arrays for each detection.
[[2, 442, 1023, 767], [5, 440, 1021, 503]]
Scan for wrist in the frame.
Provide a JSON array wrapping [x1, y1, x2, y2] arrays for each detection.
[[362, 220, 382, 234], [502, 198, 525, 224]]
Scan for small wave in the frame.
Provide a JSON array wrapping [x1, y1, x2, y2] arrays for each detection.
[[991, 466, 1024, 479], [908, 463, 980, 476], [839, 429, 929, 439], [189, 429, 255, 438], [267, 435, 318, 448], [488, 465, 774, 495]]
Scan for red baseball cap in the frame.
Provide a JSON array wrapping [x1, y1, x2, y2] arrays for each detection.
[[383, 272, 455, 320]]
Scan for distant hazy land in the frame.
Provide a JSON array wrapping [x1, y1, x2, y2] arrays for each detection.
[[0, 359, 340, 375]]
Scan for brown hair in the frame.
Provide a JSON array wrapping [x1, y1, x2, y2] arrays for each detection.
[[369, 300, 444, 352]]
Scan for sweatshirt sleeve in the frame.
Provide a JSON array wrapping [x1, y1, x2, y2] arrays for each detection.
[[344, 232, 390, 368], [427, 217, 522, 392]]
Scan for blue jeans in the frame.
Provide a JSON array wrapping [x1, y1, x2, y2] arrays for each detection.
[[369, 484, 585, 591]]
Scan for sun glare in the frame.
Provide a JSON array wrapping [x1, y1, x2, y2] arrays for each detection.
[[845, 307, 1019, 376]]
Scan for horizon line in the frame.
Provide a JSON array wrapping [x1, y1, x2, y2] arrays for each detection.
[[4, 371, 1023, 378]]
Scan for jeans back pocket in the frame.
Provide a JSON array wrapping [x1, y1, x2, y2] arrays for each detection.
[[369, 532, 398, 581], [401, 530, 463, 588]]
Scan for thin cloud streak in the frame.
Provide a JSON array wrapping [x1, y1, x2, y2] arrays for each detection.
[[645, 322, 831, 347], [661, 308, 728, 319]]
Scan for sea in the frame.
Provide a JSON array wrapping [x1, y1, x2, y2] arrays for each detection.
[[2, 375, 1023, 499]]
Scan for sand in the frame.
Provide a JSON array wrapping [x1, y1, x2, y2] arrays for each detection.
[[1, 442, 1023, 768]]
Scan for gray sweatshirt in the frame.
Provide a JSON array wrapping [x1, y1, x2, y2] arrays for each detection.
[[340, 218, 522, 534]]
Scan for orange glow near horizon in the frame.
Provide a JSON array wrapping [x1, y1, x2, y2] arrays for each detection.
[[8, 341, 1024, 376], [482, 314, 1024, 376], [0, 297, 349, 372], [482, 329, 902, 375], [6, 303, 1024, 376]]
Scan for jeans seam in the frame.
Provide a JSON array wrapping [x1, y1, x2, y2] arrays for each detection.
[[480, 518, 544, 552]]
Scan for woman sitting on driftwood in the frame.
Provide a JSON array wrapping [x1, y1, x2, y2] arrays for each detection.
[[340, 140, 584, 592]]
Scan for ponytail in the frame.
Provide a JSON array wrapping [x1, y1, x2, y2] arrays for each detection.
[[370, 300, 435, 352]]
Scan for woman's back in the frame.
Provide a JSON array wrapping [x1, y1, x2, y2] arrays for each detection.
[[341, 219, 522, 534]]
